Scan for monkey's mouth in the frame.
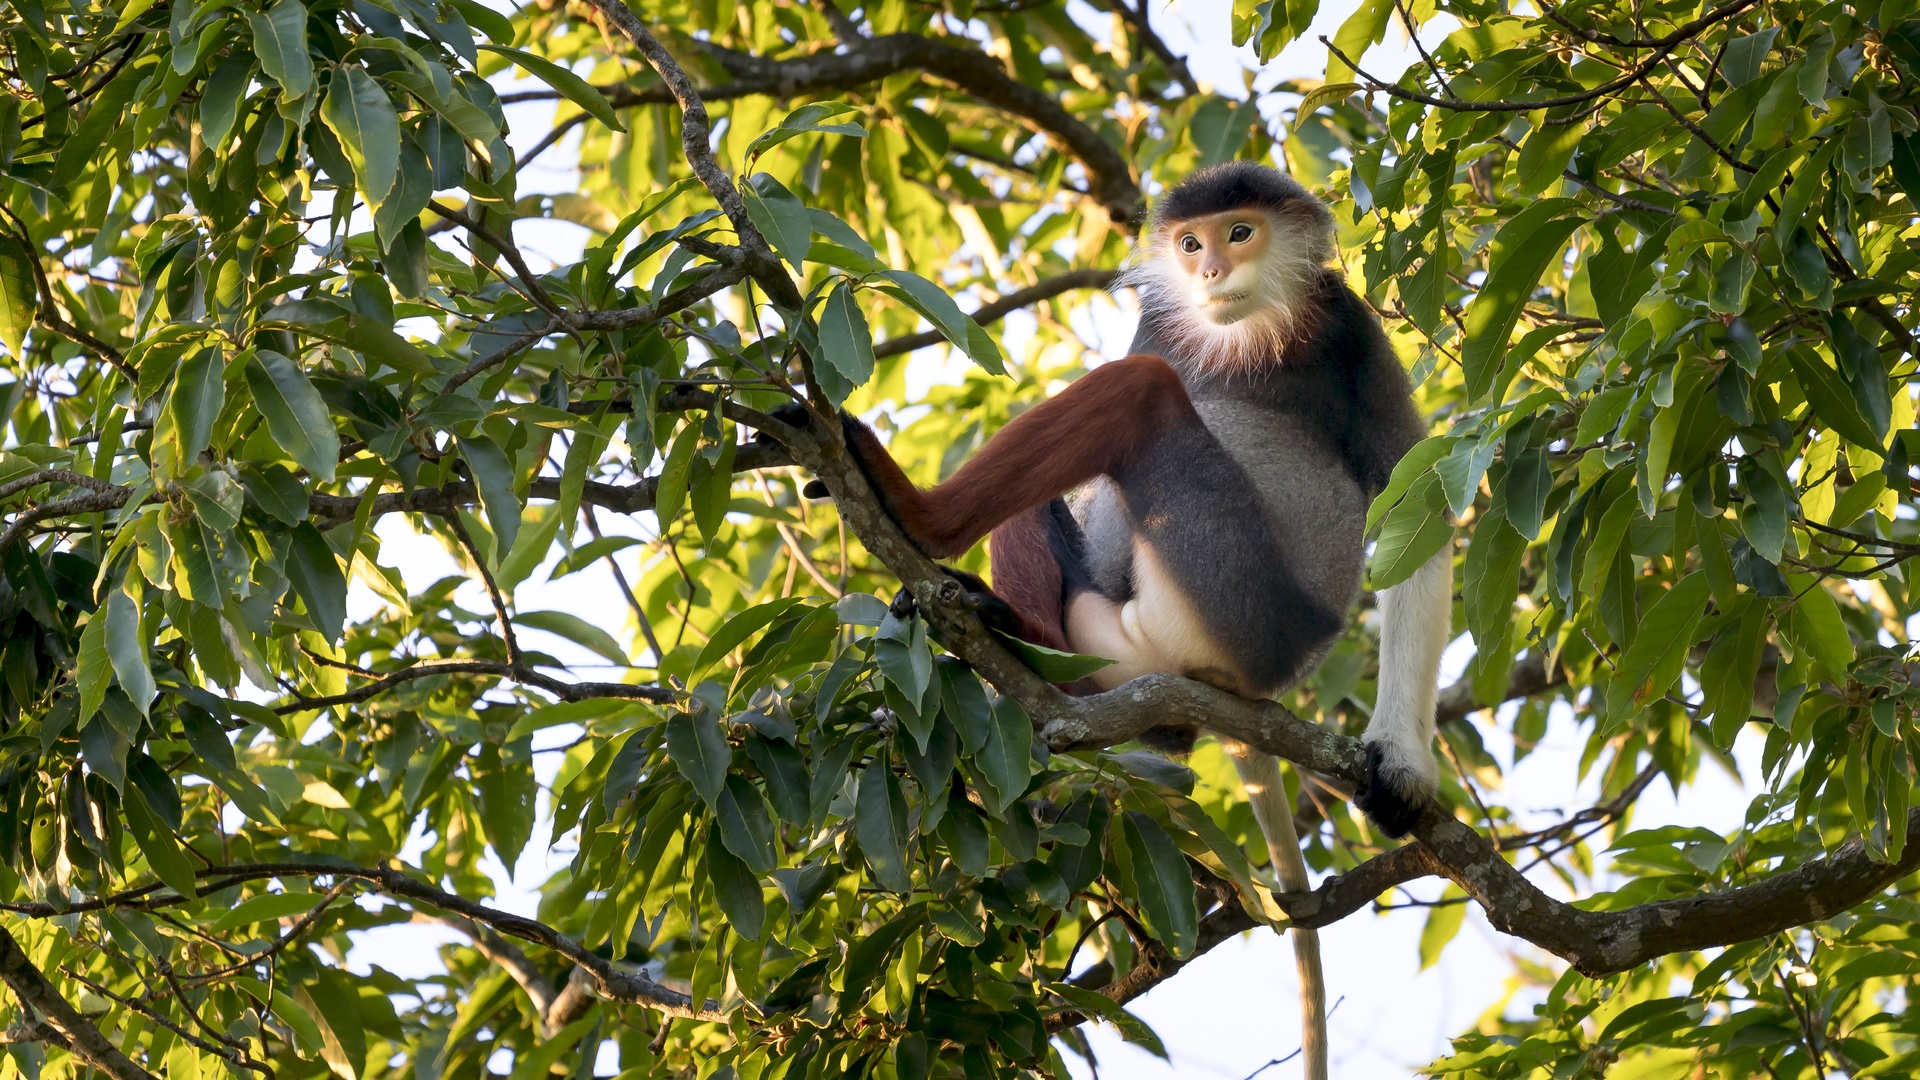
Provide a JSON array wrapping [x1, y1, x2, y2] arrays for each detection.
[[1200, 291, 1256, 323]]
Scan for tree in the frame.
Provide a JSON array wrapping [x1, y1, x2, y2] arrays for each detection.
[[0, 0, 1915, 1073]]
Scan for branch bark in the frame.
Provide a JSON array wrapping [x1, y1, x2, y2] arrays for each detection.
[[0, 924, 158, 1080]]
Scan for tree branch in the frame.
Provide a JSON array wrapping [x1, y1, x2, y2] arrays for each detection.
[[700, 34, 1143, 228], [0, 924, 158, 1080], [306, 442, 791, 527], [276, 657, 677, 714], [512, 30, 1146, 229], [1320, 0, 1760, 114], [579, 0, 804, 311], [873, 269, 1120, 358]]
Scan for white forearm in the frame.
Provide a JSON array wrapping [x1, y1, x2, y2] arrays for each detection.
[[1365, 548, 1452, 793]]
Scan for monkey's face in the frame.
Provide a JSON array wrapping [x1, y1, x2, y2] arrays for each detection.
[[1163, 210, 1277, 325]]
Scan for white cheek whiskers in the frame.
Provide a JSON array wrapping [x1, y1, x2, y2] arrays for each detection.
[[1123, 230, 1325, 379]]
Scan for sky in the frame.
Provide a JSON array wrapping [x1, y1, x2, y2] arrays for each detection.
[[331, 1, 1782, 1076]]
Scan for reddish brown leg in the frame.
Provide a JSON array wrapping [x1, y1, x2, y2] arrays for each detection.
[[845, 355, 1200, 558], [986, 504, 1071, 652]]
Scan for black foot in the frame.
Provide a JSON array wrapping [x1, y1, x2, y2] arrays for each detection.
[[1137, 724, 1199, 757], [888, 568, 1024, 638], [1354, 743, 1425, 839], [763, 401, 811, 432], [754, 404, 832, 497]]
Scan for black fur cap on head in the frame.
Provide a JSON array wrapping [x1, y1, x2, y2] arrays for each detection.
[[1151, 161, 1331, 233]]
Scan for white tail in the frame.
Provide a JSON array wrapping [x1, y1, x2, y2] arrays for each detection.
[[1225, 741, 1327, 1080], [1215, 548, 1451, 1079]]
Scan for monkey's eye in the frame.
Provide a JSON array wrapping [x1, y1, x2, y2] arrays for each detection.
[[1180, 235, 1201, 254], [1229, 223, 1254, 243]]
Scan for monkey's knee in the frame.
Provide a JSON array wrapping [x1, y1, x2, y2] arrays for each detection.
[[1066, 594, 1160, 690]]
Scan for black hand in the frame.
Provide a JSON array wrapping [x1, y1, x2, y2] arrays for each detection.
[[889, 568, 1024, 640]]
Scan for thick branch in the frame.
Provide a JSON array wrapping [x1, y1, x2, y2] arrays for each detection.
[[514, 31, 1145, 229], [701, 34, 1142, 228], [0, 924, 158, 1080], [0, 487, 133, 557]]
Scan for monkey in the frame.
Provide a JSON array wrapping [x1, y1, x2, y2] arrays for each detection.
[[768, 163, 1452, 1080]]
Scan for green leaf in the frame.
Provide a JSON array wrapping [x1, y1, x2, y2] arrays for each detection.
[[975, 696, 1033, 814], [1515, 121, 1584, 194], [211, 890, 328, 932], [689, 597, 807, 683], [0, 229, 37, 358], [1605, 573, 1711, 718], [716, 774, 778, 874], [321, 67, 401, 206], [839, 904, 926, 1013], [747, 101, 866, 162], [1786, 347, 1884, 450], [246, 351, 341, 482], [995, 635, 1114, 681], [248, 0, 313, 100], [1112, 810, 1198, 957], [742, 174, 813, 271], [1784, 574, 1853, 677], [457, 433, 520, 559], [1369, 472, 1451, 589], [516, 609, 629, 666], [1294, 82, 1361, 118], [167, 348, 225, 467], [1417, 886, 1468, 969], [199, 57, 251, 149], [880, 272, 1006, 375], [77, 598, 111, 725], [294, 968, 366, 1080], [126, 753, 182, 830], [808, 731, 865, 830], [939, 660, 992, 754], [1459, 199, 1583, 401], [261, 301, 438, 378], [665, 711, 732, 807], [1046, 984, 1168, 1059], [123, 780, 197, 899], [479, 44, 626, 133], [815, 281, 876, 404], [1700, 594, 1769, 746], [286, 522, 347, 644], [103, 585, 152, 717], [1366, 436, 1447, 534], [505, 1017, 600, 1080], [744, 734, 810, 825], [1323, 0, 1393, 82], [704, 826, 767, 941], [855, 761, 911, 892], [652, 422, 701, 526], [691, 433, 735, 540]]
